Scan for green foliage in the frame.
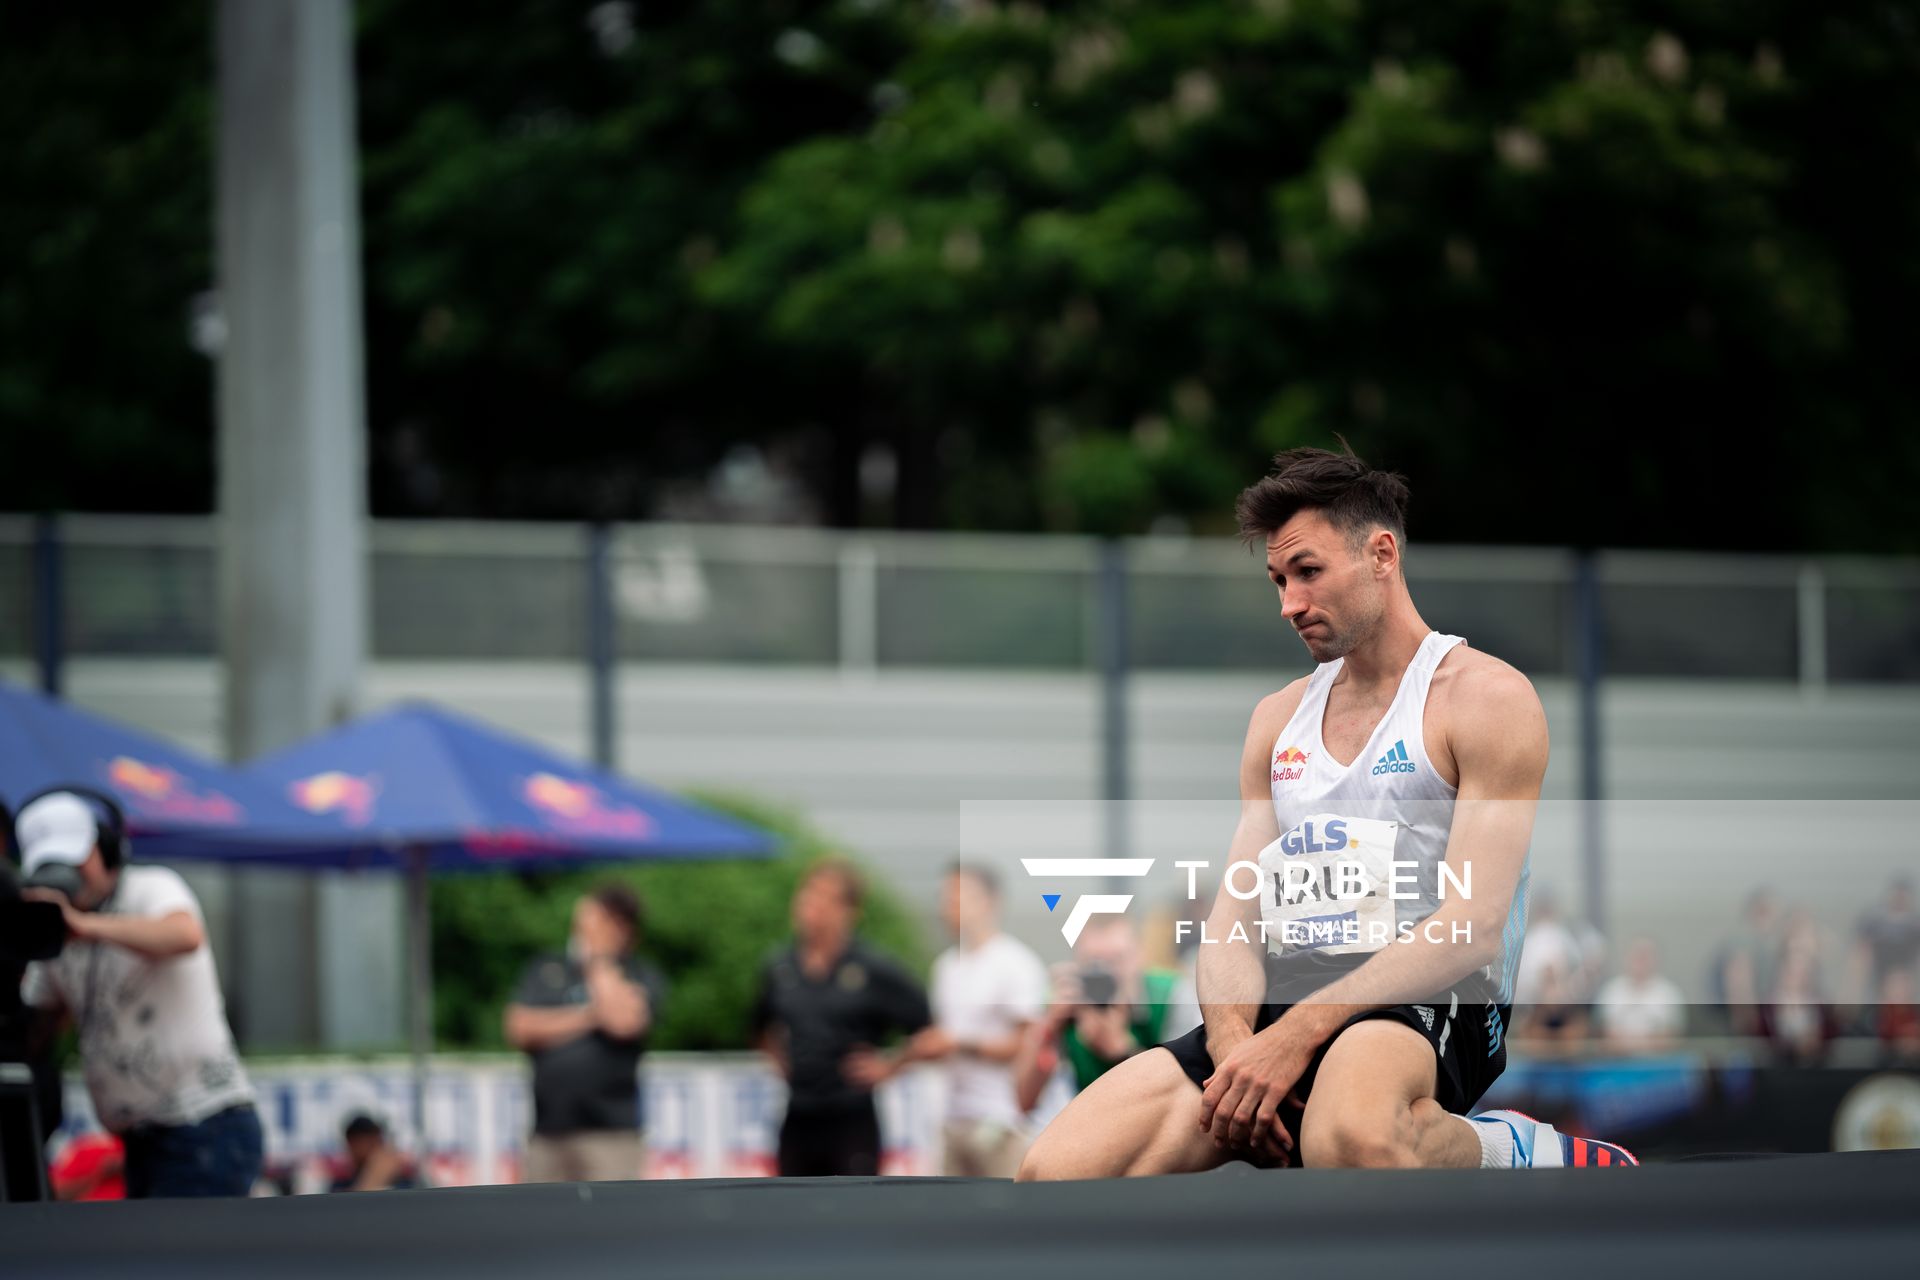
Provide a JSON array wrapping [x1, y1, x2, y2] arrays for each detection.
[[429, 790, 931, 1051], [6, 1, 1919, 548]]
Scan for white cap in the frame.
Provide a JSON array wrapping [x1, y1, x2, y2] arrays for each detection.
[[16, 792, 104, 876]]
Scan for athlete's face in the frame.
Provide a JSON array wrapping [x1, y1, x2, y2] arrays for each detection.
[[1265, 510, 1393, 662]]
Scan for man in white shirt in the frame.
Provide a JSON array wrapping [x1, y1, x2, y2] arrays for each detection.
[[17, 788, 260, 1197], [924, 865, 1046, 1178], [1595, 938, 1687, 1053]]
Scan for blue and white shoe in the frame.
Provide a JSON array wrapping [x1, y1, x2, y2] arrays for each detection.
[[1469, 1109, 1640, 1168]]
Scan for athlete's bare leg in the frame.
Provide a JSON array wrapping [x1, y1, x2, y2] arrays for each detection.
[[1016, 1046, 1237, 1181], [1299, 1020, 1479, 1169]]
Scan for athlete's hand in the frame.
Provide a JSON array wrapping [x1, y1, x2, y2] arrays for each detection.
[[1199, 1021, 1314, 1159]]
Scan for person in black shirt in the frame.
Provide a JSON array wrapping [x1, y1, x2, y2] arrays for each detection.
[[751, 859, 934, 1177], [505, 882, 667, 1182]]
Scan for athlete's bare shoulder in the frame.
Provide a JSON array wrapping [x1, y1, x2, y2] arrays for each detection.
[[1248, 674, 1313, 742], [1429, 644, 1547, 790]]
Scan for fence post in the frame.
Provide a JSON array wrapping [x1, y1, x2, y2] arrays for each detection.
[[1573, 550, 1606, 936], [31, 514, 62, 698], [837, 539, 878, 675], [1797, 562, 1828, 694], [1097, 540, 1131, 865], [587, 522, 616, 770]]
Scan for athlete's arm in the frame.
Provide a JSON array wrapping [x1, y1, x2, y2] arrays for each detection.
[[1201, 661, 1546, 1153], [1194, 691, 1293, 1063]]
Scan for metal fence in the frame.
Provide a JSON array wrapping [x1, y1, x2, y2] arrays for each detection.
[[1, 515, 1916, 683]]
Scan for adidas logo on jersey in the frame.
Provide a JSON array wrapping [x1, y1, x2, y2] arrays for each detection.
[[1371, 739, 1416, 776], [1413, 1005, 1435, 1031]]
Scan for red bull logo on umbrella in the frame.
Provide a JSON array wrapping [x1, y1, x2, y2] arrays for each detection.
[[287, 772, 380, 828], [104, 755, 244, 823], [521, 773, 654, 839]]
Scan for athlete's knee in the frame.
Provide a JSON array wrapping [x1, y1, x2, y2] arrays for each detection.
[[1016, 1115, 1116, 1182], [1302, 1110, 1416, 1170], [1014, 1134, 1068, 1182], [1014, 1121, 1069, 1182]]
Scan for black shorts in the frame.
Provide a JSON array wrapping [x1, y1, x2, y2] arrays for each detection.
[[1161, 955, 1509, 1129]]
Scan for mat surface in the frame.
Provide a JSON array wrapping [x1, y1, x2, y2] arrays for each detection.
[[4, 1149, 1915, 1278]]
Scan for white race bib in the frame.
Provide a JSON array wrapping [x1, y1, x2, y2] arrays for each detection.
[[1258, 813, 1402, 956]]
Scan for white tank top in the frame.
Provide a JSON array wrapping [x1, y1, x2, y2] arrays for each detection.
[[1257, 631, 1529, 1004]]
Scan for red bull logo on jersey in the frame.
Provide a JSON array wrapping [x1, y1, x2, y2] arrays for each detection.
[[521, 773, 655, 839], [104, 756, 244, 824], [288, 772, 380, 827], [1271, 745, 1311, 783]]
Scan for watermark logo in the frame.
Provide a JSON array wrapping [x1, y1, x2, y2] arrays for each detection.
[[1020, 858, 1155, 945]]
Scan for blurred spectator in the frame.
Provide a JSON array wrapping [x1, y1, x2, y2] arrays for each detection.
[[1853, 877, 1920, 1006], [504, 882, 666, 1183], [1766, 911, 1836, 1065], [1511, 892, 1592, 1044], [328, 1114, 420, 1193], [751, 860, 932, 1176], [48, 1131, 124, 1201], [1595, 938, 1687, 1053], [16, 790, 261, 1198], [1877, 969, 1920, 1065], [919, 864, 1045, 1178], [1012, 915, 1191, 1114], [1716, 888, 1782, 1036]]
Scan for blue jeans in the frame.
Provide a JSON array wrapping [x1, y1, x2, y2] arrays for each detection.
[[123, 1104, 263, 1199]]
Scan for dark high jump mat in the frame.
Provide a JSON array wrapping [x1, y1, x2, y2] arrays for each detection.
[[3, 1149, 1914, 1279]]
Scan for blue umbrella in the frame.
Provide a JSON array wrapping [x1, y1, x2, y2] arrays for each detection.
[[244, 701, 777, 1135], [244, 701, 776, 869], [0, 680, 367, 862]]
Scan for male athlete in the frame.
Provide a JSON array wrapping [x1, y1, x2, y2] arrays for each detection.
[[1019, 447, 1636, 1176]]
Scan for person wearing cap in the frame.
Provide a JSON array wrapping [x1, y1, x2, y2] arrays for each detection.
[[15, 789, 260, 1198]]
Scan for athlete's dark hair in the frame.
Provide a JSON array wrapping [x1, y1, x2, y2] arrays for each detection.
[[1234, 443, 1410, 553]]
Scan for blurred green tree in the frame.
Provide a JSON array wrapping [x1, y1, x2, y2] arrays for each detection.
[[4, 1, 1917, 550], [429, 791, 931, 1051]]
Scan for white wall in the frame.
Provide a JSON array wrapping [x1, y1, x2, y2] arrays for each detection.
[[16, 658, 1919, 1043]]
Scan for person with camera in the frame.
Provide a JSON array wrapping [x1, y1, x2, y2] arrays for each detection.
[[1012, 914, 1193, 1115], [13, 787, 260, 1198]]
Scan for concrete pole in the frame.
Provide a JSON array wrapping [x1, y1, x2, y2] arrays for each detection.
[[215, 0, 394, 1052]]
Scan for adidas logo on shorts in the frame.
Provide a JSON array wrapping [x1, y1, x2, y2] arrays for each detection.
[[1413, 1005, 1435, 1031]]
